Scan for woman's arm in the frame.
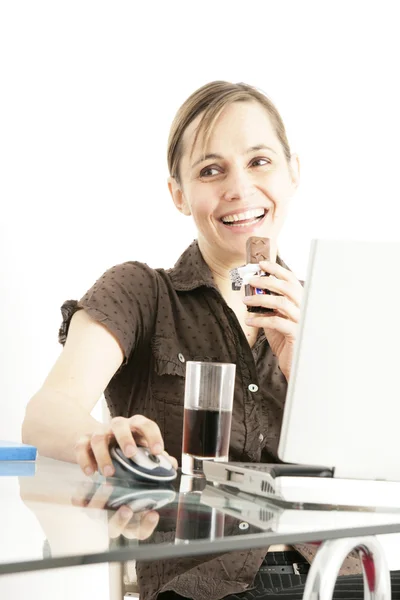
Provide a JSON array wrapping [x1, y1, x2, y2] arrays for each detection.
[[22, 309, 124, 462]]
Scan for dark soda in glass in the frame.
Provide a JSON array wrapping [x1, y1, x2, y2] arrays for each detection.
[[182, 408, 232, 458]]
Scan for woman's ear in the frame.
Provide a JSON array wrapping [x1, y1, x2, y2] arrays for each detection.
[[289, 154, 300, 190], [168, 177, 191, 216]]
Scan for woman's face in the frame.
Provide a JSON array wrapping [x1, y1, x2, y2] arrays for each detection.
[[169, 101, 299, 265]]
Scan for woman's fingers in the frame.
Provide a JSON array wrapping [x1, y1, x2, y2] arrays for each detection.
[[108, 507, 159, 540], [249, 261, 303, 308], [111, 414, 164, 458], [75, 415, 170, 477], [245, 313, 297, 340], [90, 431, 115, 477], [243, 293, 301, 323], [127, 415, 164, 455], [244, 258, 303, 323], [163, 450, 178, 470], [258, 260, 298, 283], [109, 416, 139, 459], [74, 434, 99, 476], [85, 483, 114, 510], [71, 481, 98, 507], [124, 510, 160, 540], [75, 431, 116, 477], [108, 505, 135, 538], [71, 482, 113, 509], [248, 277, 301, 308]]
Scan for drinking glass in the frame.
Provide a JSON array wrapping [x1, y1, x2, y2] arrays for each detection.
[[181, 361, 236, 476], [175, 475, 225, 544]]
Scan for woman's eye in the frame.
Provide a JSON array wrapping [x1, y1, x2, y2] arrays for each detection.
[[250, 157, 271, 167], [200, 166, 220, 178]]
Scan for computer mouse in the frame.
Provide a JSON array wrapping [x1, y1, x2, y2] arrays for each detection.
[[107, 485, 177, 513], [110, 445, 177, 483]]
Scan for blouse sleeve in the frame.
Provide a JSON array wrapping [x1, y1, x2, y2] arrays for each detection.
[[58, 261, 158, 362]]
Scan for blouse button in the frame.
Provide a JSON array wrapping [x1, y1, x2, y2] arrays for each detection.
[[248, 383, 259, 393], [178, 353, 185, 363]]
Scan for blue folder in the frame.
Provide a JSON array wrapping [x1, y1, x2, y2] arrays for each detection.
[[0, 441, 37, 461], [0, 462, 36, 476]]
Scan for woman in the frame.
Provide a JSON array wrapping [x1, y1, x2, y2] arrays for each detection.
[[22, 81, 390, 600]]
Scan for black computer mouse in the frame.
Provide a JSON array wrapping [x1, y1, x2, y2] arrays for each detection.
[[110, 445, 177, 483], [107, 485, 177, 512]]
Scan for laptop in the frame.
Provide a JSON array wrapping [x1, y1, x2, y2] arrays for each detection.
[[204, 239, 400, 505], [200, 483, 400, 532]]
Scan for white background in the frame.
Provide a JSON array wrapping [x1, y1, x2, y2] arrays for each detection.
[[2, 1, 400, 441], [1, 2, 400, 596]]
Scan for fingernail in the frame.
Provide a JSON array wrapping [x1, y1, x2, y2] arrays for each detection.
[[84, 466, 94, 476], [103, 465, 114, 477], [152, 443, 163, 454], [124, 444, 136, 457], [147, 512, 159, 523], [120, 506, 133, 519]]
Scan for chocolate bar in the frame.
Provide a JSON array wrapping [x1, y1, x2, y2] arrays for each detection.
[[246, 236, 271, 264], [245, 236, 274, 314]]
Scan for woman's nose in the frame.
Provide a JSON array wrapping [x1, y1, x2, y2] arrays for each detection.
[[221, 168, 254, 202]]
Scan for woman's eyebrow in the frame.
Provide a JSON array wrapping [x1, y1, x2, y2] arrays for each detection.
[[246, 144, 278, 155], [191, 145, 278, 169], [191, 153, 223, 169]]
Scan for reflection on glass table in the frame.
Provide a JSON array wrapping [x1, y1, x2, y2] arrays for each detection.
[[2, 457, 400, 575]]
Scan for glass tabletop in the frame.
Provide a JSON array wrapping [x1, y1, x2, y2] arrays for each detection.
[[2, 457, 400, 575]]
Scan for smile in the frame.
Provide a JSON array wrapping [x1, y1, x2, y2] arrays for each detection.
[[220, 207, 267, 228]]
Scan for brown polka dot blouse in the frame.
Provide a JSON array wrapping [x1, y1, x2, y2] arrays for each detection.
[[58, 240, 361, 600], [59, 240, 288, 464]]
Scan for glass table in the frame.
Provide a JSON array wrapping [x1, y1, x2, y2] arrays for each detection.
[[3, 457, 400, 599]]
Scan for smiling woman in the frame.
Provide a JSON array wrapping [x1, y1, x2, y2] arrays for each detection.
[[21, 81, 361, 600], [167, 82, 299, 268]]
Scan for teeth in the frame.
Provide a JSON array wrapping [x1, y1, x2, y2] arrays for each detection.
[[221, 208, 265, 223]]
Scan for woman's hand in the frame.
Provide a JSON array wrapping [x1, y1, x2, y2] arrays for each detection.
[[71, 481, 160, 541], [74, 415, 178, 477], [243, 261, 304, 380]]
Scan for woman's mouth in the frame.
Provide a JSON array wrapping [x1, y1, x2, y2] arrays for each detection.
[[219, 207, 268, 232]]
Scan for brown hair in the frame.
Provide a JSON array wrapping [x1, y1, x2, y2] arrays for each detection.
[[167, 80, 292, 184]]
